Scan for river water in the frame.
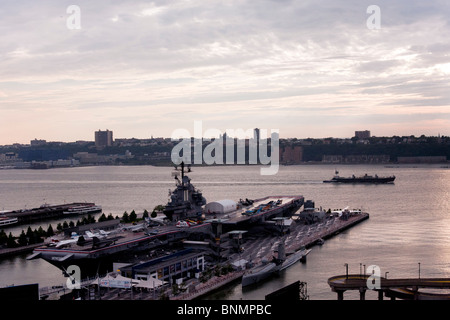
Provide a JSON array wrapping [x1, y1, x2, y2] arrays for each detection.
[[0, 164, 449, 300]]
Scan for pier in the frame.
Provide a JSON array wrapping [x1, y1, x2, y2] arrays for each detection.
[[328, 274, 450, 300], [0, 242, 46, 259], [39, 211, 369, 300], [2, 202, 99, 225], [228, 211, 369, 266], [170, 271, 245, 300], [25, 162, 371, 300]]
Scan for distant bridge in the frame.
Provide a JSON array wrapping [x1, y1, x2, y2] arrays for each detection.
[[328, 274, 450, 300]]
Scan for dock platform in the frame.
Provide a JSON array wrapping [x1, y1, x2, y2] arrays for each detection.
[[328, 274, 450, 300], [2, 202, 99, 225], [229, 212, 369, 265]]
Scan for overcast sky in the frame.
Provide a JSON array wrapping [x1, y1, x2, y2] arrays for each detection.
[[0, 0, 449, 144]]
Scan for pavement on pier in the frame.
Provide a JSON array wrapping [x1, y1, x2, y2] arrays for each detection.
[[228, 213, 369, 265], [88, 271, 245, 301]]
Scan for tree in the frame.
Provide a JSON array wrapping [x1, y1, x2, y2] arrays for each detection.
[[37, 226, 46, 238], [0, 230, 8, 246], [26, 227, 37, 245], [33, 229, 44, 243], [98, 213, 107, 222], [172, 283, 180, 296], [47, 225, 54, 237], [7, 232, 17, 248], [122, 211, 129, 223], [18, 230, 28, 246], [87, 214, 96, 224], [142, 209, 149, 219], [152, 204, 164, 218], [129, 210, 137, 222], [26, 226, 34, 239], [214, 265, 221, 277]]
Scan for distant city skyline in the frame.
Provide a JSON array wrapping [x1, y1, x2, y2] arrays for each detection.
[[3, 129, 448, 146], [1, 1, 449, 145]]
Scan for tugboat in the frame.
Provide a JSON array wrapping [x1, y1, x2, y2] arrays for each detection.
[[323, 170, 395, 184]]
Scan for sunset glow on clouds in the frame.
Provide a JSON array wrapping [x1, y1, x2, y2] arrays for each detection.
[[0, 0, 449, 144]]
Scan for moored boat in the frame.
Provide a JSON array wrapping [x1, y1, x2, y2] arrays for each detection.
[[0, 215, 18, 227], [242, 261, 280, 287], [63, 204, 102, 215], [279, 247, 311, 271]]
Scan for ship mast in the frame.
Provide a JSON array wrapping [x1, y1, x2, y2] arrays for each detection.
[[165, 162, 206, 221], [181, 161, 185, 186]]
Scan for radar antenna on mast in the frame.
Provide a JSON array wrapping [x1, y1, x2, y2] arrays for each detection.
[[172, 161, 193, 179]]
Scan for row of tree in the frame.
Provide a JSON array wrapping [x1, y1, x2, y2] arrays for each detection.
[[55, 212, 118, 231], [0, 215, 115, 248], [302, 143, 450, 162], [0, 207, 165, 249], [0, 226, 51, 248]]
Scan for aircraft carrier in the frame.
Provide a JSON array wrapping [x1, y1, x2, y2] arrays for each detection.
[[28, 163, 304, 278]]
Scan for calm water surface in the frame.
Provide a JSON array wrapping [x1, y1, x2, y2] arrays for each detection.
[[0, 164, 449, 300]]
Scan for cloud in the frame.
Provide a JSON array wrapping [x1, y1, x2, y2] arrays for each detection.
[[0, 0, 449, 143]]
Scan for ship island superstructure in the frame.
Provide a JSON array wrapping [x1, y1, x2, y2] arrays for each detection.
[[163, 163, 207, 221]]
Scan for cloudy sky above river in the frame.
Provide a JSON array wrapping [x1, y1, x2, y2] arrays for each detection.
[[0, 0, 449, 144]]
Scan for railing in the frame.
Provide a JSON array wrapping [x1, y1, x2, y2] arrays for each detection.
[[170, 271, 244, 300], [39, 274, 107, 297]]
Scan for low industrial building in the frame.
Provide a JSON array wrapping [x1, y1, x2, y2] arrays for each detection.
[[118, 249, 205, 285], [204, 200, 237, 215]]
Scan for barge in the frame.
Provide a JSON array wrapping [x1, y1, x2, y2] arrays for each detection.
[[323, 170, 395, 184], [1, 202, 101, 226]]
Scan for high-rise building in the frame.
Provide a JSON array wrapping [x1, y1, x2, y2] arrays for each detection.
[[280, 146, 303, 164], [355, 130, 371, 139], [95, 129, 113, 148], [30, 138, 47, 146]]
